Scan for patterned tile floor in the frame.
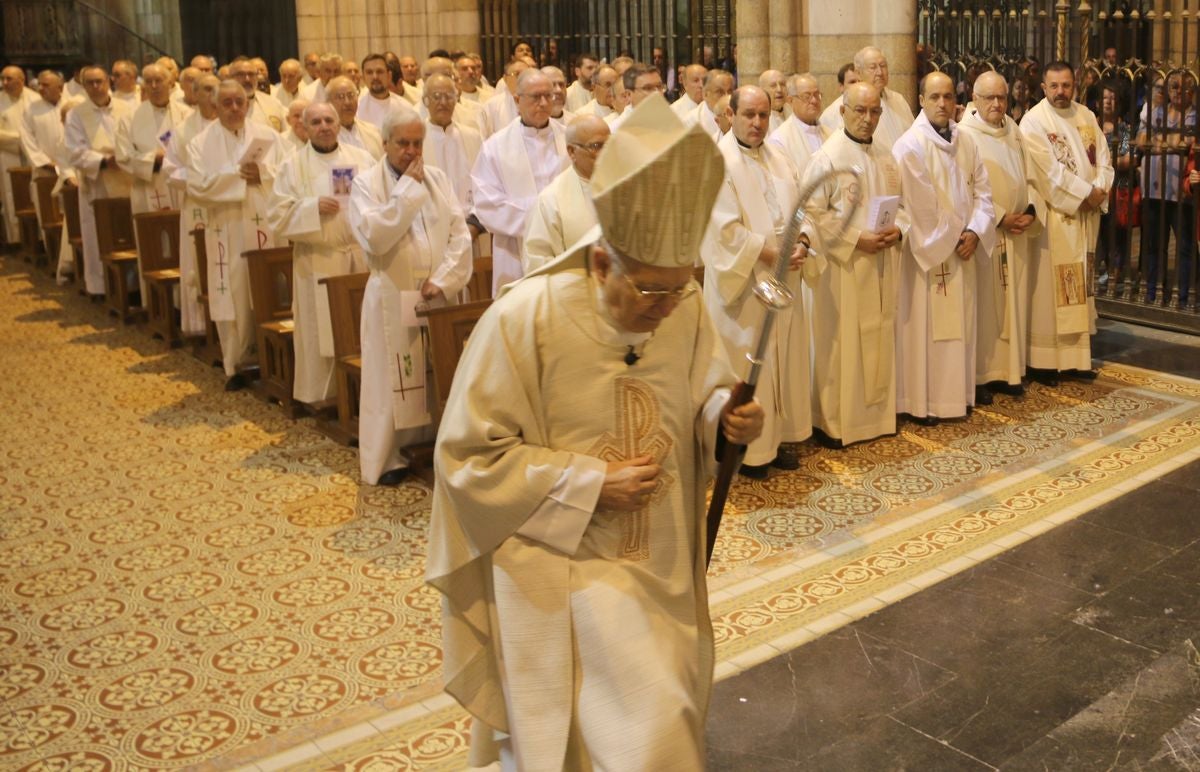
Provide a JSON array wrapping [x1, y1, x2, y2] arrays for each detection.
[[1, 261, 1198, 770]]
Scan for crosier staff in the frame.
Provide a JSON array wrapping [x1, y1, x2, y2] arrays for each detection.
[[705, 164, 865, 567]]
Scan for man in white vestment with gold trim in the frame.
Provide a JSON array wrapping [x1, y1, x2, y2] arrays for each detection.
[[1020, 61, 1113, 383], [427, 94, 764, 771], [349, 108, 472, 486]]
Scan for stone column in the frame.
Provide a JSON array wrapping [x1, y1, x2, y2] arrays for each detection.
[[295, 0, 480, 65], [737, 0, 918, 108]]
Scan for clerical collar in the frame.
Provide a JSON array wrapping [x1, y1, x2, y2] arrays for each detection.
[[844, 129, 871, 145], [313, 142, 338, 154], [520, 120, 551, 136], [934, 125, 953, 143]]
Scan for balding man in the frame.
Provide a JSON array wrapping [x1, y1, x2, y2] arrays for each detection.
[[272, 59, 304, 108], [64, 65, 134, 296], [471, 68, 568, 291], [111, 60, 140, 106], [820, 47, 914, 149], [673, 64, 707, 119], [759, 69, 788, 132], [565, 53, 598, 112], [300, 53, 342, 104], [398, 55, 423, 98], [156, 56, 182, 101], [959, 70, 1040, 398], [116, 63, 192, 305], [800, 82, 907, 447], [230, 58, 286, 132], [1020, 61, 1112, 382], [342, 60, 364, 95], [187, 79, 286, 390], [302, 52, 319, 85], [190, 55, 215, 76], [20, 70, 73, 257], [326, 76, 382, 159], [609, 64, 663, 132], [893, 72, 995, 424], [454, 54, 493, 104], [522, 115, 608, 272], [349, 108, 472, 485], [692, 69, 733, 140], [175, 66, 201, 108], [768, 73, 827, 176], [282, 98, 310, 153], [421, 74, 481, 214], [162, 73, 220, 337], [541, 66, 574, 125], [267, 101, 375, 406], [575, 65, 617, 121], [480, 60, 527, 138], [0, 65, 40, 246], [357, 53, 407, 132], [702, 86, 813, 476]]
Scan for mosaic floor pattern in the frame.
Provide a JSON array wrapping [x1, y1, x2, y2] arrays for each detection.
[[1, 265, 1198, 771]]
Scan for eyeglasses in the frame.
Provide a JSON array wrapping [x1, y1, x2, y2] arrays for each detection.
[[793, 90, 821, 101], [570, 141, 606, 155], [328, 92, 358, 103], [636, 83, 666, 93], [619, 272, 698, 303], [426, 92, 457, 103], [975, 93, 1007, 102], [520, 92, 554, 102]]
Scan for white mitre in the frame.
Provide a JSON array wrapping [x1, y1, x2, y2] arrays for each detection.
[[589, 93, 725, 267]]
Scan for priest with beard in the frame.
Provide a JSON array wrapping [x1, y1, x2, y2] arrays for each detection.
[[267, 102, 375, 407]]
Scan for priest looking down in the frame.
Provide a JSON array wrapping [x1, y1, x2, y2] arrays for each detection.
[[702, 85, 815, 479], [1020, 61, 1113, 384], [267, 102, 375, 407], [349, 106, 472, 487], [892, 71, 995, 424], [521, 114, 608, 272], [800, 82, 907, 448], [471, 67, 567, 293], [427, 93, 764, 772]]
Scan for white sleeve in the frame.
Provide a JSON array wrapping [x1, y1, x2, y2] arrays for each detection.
[[515, 453, 606, 555]]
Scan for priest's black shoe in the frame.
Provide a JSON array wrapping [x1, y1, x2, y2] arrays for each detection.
[[1065, 368, 1098, 381], [908, 414, 940, 427], [376, 468, 409, 486], [988, 381, 1025, 397], [224, 373, 248, 391], [770, 453, 801, 471], [739, 463, 770, 480], [1028, 368, 1060, 387], [812, 427, 844, 450], [974, 386, 994, 406]]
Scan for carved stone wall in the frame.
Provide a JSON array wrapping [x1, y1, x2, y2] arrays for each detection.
[[294, 0, 480, 66]]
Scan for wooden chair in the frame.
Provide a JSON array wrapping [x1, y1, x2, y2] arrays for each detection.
[[317, 272, 369, 445], [61, 184, 82, 284], [32, 175, 62, 276], [244, 245, 297, 416], [8, 167, 40, 262], [468, 233, 493, 301], [417, 299, 492, 423], [190, 226, 222, 367], [134, 210, 182, 345], [94, 197, 139, 322]]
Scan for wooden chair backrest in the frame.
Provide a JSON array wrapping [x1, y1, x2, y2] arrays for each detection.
[[133, 210, 181, 273], [318, 272, 369, 361], [243, 245, 295, 326], [93, 197, 135, 255], [32, 175, 61, 225], [469, 256, 493, 302], [418, 299, 491, 421], [8, 167, 33, 212], [62, 185, 81, 240]]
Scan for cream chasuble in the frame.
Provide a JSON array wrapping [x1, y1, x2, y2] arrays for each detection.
[[422, 120, 482, 214], [65, 97, 134, 295], [1020, 98, 1113, 371], [426, 247, 735, 771], [818, 87, 915, 150], [768, 115, 828, 177], [187, 121, 284, 376], [337, 119, 384, 160], [564, 79, 592, 112], [702, 131, 818, 464], [959, 110, 1044, 386], [356, 91, 407, 132], [348, 158, 472, 484], [521, 166, 595, 273], [691, 101, 722, 142], [800, 131, 905, 445], [893, 113, 995, 418], [162, 110, 215, 336], [482, 94, 518, 138], [267, 142, 375, 403], [471, 118, 567, 293], [247, 92, 286, 133], [671, 93, 703, 120], [575, 100, 614, 121]]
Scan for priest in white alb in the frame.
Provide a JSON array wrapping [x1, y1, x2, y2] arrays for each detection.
[[267, 102, 374, 406], [187, 80, 286, 390], [471, 68, 567, 292], [357, 53, 407, 133], [892, 72, 995, 423], [672, 64, 707, 119], [800, 82, 906, 447], [480, 60, 526, 138], [19, 70, 72, 259], [326, 76, 383, 159], [575, 65, 617, 122], [564, 53, 597, 112], [0, 66, 40, 247], [64, 65, 134, 297], [959, 71, 1042, 398], [426, 93, 763, 772], [420, 74, 481, 216], [1020, 62, 1113, 382], [232, 58, 286, 133], [820, 47, 914, 150], [348, 109, 472, 486], [522, 114, 607, 272], [768, 73, 827, 177], [693, 69, 734, 141], [702, 86, 816, 477]]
